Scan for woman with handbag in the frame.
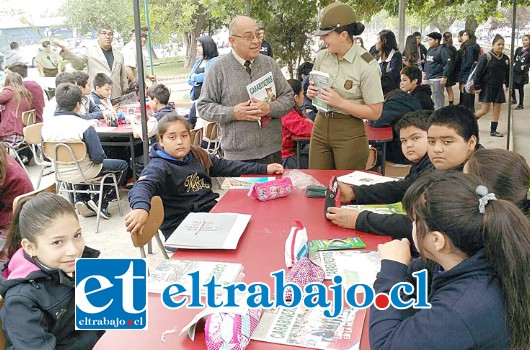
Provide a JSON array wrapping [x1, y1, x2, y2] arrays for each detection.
[[187, 36, 218, 129], [458, 30, 481, 111], [512, 34, 530, 110]]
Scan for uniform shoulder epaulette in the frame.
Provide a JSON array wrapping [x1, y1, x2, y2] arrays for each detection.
[[361, 52, 374, 63]]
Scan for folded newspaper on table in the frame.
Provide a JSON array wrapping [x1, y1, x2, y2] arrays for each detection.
[[164, 212, 251, 249], [110, 92, 138, 107], [246, 71, 274, 128], [147, 259, 244, 294], [337, 171, 398, 186], [221, 177, 276, 190], [252, 305, 366, 349], [309, 250, 381, 282], [342, 202, 405, 215]]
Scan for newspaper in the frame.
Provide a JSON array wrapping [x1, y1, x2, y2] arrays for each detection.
[[252, 305, 366, 349], [309, 70, 331, 112], [246, 71, 274, 128], [342, 203, 405, 215], [309, 250, 381, 282], [337, 171, 398, 186]]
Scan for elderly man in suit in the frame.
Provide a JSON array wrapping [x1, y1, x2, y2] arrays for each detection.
[[53, 25, 128, 98]]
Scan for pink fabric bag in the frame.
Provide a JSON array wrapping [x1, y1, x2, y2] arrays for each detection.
[[247, 177, 293, 201], [204, 308, 262, 350], [283, 257, 325, 301]]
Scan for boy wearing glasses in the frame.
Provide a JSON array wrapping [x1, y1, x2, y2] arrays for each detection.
[[53, 24, 128, 98], [198, 16, 293, 164]]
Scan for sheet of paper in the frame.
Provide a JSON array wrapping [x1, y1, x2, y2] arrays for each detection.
[[337, 171, 398, 186]]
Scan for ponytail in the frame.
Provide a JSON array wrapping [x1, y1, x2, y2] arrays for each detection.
[[2, 197, 30, 260], [481, 200, 530, 350], [190, 145, 212, 174]]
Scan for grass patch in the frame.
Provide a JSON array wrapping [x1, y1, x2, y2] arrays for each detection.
[[152, 56, 190, 78]]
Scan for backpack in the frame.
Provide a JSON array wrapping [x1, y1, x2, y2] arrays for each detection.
[[465, 52, 492, 93]]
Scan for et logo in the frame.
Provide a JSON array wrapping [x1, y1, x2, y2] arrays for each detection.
[[75, 259, 148, 330]]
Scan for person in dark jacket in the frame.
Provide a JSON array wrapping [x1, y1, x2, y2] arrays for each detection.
[[258, 28, 273, 57], [457, 30, 481, 111], [423, 32, 452, 110], [400, 66, 434, 110], [326, 105, 479, 245], [474, 35, 510, 137], [511, 34, 529, 109], [413, 32, 427, 68], [369, 89, 422, 164], [125, 113, 284, 239], [442, 32, 458, 105], [376, 30, 403, 95], [0, 193, 104, 349], [370, 171, 530, 350]]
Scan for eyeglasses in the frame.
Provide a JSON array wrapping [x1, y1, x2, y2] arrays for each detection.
[[231, 31, 263, 41], [99, 31, 114, 37]]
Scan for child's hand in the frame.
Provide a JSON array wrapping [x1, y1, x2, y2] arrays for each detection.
[[267, 163, 284, 174], [338, 181, 355, 203], [378, 238, 411, 266], [326, 207, 359, 229], [125, 209, 149, 235]]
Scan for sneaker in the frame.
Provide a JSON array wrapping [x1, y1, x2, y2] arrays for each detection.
[[511, 98, 517, 104], [490, 131, 504, 137], [122, 177, 135, 190], [87, 199, 112, 220], [515, 105, 524, 110], [75, 201, 97, 218]]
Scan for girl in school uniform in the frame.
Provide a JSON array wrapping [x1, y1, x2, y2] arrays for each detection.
[[474, 34, 510, 137], [376, 30, 403, 95], [442, 32, 458, 105], [369, 171, 530, 349], [125, 113, 283, 239], [0, 193, 103, 349], [511, 34, 530, 110], [281, 79, 314, 169], [457, 30, 481, 111]]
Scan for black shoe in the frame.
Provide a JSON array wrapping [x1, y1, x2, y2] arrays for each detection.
[[511, 98, 517, 104], [21, 155, 30, 165], [490, 131, 504, 137], [75, 201, 97, 217], [515, 105, 524, 110], [87, 199, 112, 219]]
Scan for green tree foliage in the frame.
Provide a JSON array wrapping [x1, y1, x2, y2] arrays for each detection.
[[252, 0, 318, 78], [61, 0, 133, 38]]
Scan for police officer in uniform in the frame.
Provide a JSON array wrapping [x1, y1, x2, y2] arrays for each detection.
[[307, 2, 383, 170]]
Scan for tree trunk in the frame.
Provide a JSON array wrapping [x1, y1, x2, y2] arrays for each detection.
[[184, 6, 207, 68], [465, 17, 479, 32]]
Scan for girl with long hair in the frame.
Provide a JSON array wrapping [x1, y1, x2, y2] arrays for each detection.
[[376, 29, 403, 95]]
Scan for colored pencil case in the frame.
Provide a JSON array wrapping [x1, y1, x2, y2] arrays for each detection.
[[204, 308, 262, 350], [248, 177, 293, 201], [283, 257, 325, 301]]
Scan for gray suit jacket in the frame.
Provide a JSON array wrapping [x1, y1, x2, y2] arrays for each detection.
[[60, 41, 128, 98]]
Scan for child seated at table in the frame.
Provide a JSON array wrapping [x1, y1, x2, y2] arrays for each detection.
[[91, 73, 114, 113], [281, 79, 313, 169], [400, 65, 434, 111], [464, 148, 530, 216], [0, 193, 104, 349], [42, 83, 128, 219], [42, 72, 76, 121], [125, 113, 283, 240], [368, 88, 422, 164], [370, 171, 530, 349], [147, 83, 174, 121], [73, 71, 108, 120], [326, 105, 479, 241]]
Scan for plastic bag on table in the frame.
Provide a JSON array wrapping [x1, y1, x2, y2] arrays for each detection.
[[283, 169, 323, 190]]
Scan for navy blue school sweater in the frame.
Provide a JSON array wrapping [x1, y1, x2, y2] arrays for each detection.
[[354, 155, 433, 240], [128, 144, 268, 238], [370, 250, 509, 349]]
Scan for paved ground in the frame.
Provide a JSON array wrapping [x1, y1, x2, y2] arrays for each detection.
[[22, 83, 529, 271]]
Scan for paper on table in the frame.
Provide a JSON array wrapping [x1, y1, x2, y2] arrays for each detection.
[[337, 171, 398, 186], [164, 213, 251, 249], [221, 177, 275, 190], [334, 250, 381, 288]]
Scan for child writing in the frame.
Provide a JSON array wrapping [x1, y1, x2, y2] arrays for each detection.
[[327, 105, 479, 240], [370, 171, 530, 349], [464, 148, 530, 216], [281, 79, 313, 169], [91, 72, 115, 113], [0, 193, 103, 349], [125, 113, 283, 239]]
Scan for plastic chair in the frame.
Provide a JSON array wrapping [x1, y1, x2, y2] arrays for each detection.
[[204, 122, 221, 157], [3, 109, 37, 173], [42, 141, 122, 233], [22, 123, 53, 189], [12, 183, 57, 212], [130, 196, 169, 260], [190, 128, 203, 147]]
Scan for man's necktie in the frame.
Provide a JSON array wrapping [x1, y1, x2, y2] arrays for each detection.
[[244, 60, 251, 76]]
